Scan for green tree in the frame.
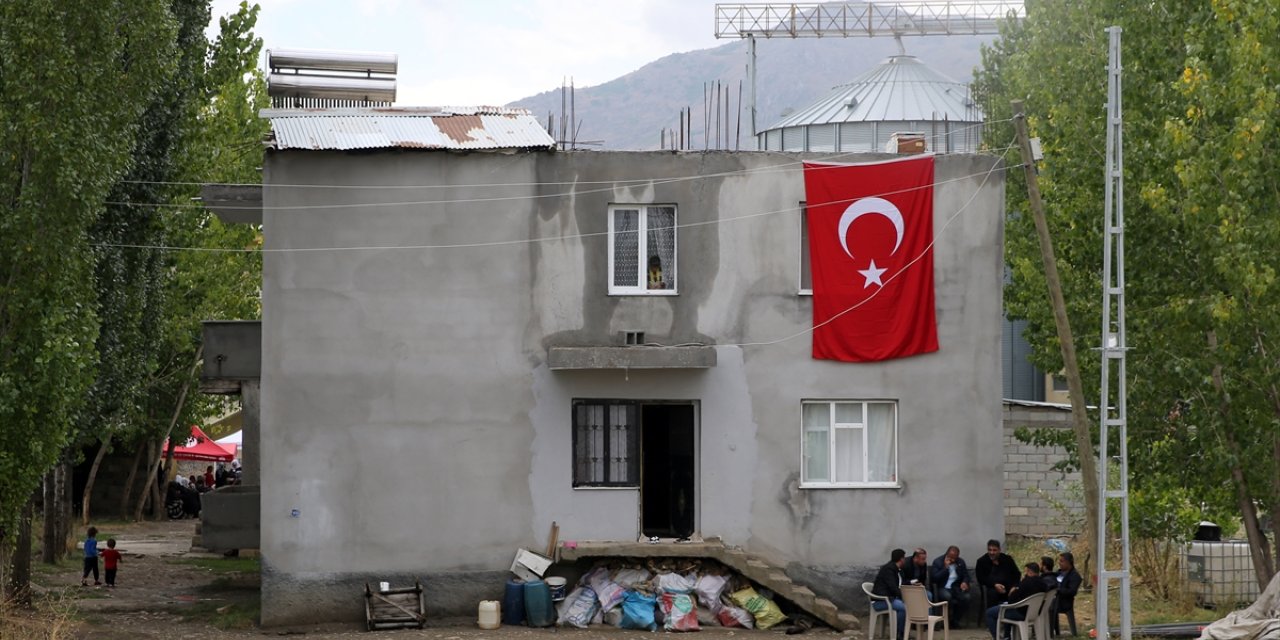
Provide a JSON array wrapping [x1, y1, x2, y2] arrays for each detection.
[[0, 0, 176, 600], [976, 0, 1279, 588]]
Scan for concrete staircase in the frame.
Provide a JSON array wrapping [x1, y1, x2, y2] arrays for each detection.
[[558, 539, 860, 632]]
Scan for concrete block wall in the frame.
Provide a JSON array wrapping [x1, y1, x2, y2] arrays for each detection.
[[1002, 402, 1081, 537]]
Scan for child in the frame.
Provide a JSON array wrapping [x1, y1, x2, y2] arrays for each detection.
[[101, 538, 122, 587], [81, 526, 100, 586]]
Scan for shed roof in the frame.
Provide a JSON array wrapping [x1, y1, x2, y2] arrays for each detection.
[[764, 55, 980, 130], [262, 106, 556, 151]]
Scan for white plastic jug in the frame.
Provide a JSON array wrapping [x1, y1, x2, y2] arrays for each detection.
[[477, 600, 501, 629]]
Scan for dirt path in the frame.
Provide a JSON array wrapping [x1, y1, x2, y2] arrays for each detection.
[[23, 519, 996, 639]]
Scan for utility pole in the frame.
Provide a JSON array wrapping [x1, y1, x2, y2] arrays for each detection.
[[1011, 99, 1102, 586], [1096, 25, 1133, 640]]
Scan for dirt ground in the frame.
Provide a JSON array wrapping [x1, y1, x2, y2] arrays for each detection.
[[17, 519, 996, 640]]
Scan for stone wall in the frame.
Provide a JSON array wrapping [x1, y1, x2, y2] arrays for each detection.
[[1003, 401, 1081, 538]]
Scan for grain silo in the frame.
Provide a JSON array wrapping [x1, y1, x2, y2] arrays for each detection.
[[756, 54, 982, 154]]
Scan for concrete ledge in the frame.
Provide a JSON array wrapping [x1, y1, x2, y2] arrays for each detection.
[[200, 485, 260, 552], [201, 183, 262, 225], [547, 346, 716, 370]]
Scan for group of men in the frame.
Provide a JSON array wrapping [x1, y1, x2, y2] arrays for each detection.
[[869, 539, 1082, 640]]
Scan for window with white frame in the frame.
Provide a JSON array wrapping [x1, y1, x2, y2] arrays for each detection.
[[608, 205, 677, 294], [572, 400, 640, 487], [801, 400, 898, 487], [799, 204, 811, 294]]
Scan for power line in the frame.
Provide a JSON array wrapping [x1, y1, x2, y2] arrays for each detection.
[[94, 153, 1019, 255]]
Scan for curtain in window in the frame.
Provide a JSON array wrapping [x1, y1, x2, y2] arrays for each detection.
[[613, 209, 640, 287], [867, 403, 896, 482], [646, 206, 676, 290], [802, 404, 830, 482]]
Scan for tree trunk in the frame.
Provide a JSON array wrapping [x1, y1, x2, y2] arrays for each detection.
[[1209, 331, 1275, 589], [118, 439, 146, 520], [154, 344, 203, 521], [135, 439, 158, 521], [81, 434, 113, 526], [57, 460, 72, 560], [41, 468, 57, 564], [3, 494, 34, 605]]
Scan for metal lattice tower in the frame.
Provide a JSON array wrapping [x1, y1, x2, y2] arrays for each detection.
[[1096, 25, 1132, 640], [713, 2, 1024, 137]]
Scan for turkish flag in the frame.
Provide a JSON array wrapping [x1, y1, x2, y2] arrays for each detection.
[[803, 156, 937, 362]]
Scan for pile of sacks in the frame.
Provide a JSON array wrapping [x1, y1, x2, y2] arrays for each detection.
[[556, 559, 788, 631]]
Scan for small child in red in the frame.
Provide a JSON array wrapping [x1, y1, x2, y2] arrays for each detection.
[[101, 538, 122, 587]]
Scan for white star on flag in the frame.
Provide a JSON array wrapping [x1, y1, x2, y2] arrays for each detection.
[[858, 259, 887, 288]]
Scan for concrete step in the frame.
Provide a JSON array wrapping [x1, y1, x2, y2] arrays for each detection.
[[836, 612, 861, 632]]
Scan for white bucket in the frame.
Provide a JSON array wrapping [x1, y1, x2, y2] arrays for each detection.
[[545, 576, 568, 601], [478, 600, 501, 629], [379, 581, 390, 592]]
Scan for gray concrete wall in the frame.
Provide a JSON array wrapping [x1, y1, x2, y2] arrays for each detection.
[[259, 150, 1005, 625], [1002, 402, 1082, 537]]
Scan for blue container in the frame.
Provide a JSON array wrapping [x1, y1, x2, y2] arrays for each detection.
[[502, 578, 526, 626], [523, 579, 555, 628]]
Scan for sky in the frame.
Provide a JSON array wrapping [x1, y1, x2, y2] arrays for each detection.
[[209, 0, 730, 106]]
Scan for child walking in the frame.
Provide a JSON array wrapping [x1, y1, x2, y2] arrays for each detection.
[[81, 526, 100, 586], [101, 538, 122, 587]]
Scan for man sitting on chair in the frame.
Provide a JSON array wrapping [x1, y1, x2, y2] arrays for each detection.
[[872, 548, 908, 640], [931, 545, 972, 627], [985, 563, 1048, 640]]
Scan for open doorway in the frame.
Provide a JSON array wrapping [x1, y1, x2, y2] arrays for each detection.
[[641, 403, 696, 539]]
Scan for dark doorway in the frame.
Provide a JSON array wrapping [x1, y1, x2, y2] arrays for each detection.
[[641, 404, 696, 538]]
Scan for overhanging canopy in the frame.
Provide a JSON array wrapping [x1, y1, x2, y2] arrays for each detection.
[[168, 425, 235, 462]]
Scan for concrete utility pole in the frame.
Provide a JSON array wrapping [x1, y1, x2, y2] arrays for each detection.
[[1010, 99, 1102, 584]]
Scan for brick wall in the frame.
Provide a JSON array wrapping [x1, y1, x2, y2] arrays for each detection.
[[1003, 402, 1082, 537]]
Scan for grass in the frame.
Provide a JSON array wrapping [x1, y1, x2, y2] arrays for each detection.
[[177, 599, 260, 630], [1003, 535, 1229, 632], [168, 556, 260, 574], [0, 590, 81, 640]]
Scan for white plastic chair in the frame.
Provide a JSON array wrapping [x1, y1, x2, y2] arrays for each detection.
[[863, 581, 897, 640], [902, 584, 949, 640], [996, 591, 1046, 640], [1036, 589, 1058, 640]]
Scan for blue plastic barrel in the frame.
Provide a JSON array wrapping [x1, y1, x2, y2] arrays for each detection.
[[523, 579, 555, 627], [502, 578, 526, 626]]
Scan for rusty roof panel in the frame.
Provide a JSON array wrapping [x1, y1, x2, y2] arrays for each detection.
[[263, 107, 555, 151]]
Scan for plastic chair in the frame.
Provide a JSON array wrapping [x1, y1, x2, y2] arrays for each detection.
[[1036, 589, 1058, 640], [902, 584, 949, 640], [864, 581, 897, 640], [996, 592, 1046, 640], [1050, 593, 1078, 637]]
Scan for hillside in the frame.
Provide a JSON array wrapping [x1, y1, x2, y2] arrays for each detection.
[[508, 35, 990, 151]]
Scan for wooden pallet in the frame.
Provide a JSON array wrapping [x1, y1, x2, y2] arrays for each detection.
[[364, 581, 426, 631]]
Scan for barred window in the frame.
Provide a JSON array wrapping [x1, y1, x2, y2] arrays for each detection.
[[608, 205, 677, 295], [573, 400, 640, 487]]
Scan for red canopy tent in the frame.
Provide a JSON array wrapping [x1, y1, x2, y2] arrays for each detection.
[[168, 425, 235, 462]]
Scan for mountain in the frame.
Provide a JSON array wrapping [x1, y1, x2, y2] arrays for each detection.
[[507, 35, 991, 151]]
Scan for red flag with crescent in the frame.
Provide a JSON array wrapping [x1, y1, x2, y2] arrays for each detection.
[[803, 156, 937, 362]]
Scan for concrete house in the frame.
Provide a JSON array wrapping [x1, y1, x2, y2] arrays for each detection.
[[245, 106, 1006, 625]]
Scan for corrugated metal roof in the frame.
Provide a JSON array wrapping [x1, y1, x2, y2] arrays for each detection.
[[764, 56, 981, 130], [262, 106, 556, 151]]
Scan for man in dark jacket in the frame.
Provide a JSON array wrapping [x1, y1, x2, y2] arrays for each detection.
[[975, 539, 1019, 607], [903, 548, 932, 592], [1050, 552, 1082, 636], [985, 563, 1049, 640], [930, 545, 972, 627], [872, 548, 907, 640]]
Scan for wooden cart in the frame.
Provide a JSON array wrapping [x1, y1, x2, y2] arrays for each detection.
[[364, 581, 426, 631]]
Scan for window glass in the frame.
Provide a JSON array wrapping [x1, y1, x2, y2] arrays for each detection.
[[800, 206, 811, 293], [573, 400, 639, 487], [802, 400, 898, 487], [609, 205, 676, 294], [833, 427, 864, 483], [866, 403, 896, 483], [612, 209, 640, 288]]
